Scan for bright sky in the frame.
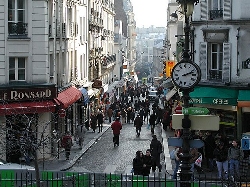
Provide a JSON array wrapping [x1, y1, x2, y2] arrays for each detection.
[[130, 0, 168, 28]]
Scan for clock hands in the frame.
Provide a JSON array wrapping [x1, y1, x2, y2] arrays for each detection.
[[182, 70, 194, 76]]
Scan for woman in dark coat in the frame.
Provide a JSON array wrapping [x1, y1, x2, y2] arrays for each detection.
[[90, 113, 97, 133], [133, 151, 144, 175]]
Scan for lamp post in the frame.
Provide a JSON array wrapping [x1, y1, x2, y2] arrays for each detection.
[[172, 0, 199, 186]]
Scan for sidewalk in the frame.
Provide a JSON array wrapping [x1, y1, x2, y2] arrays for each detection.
[[35, 123, 111, 171]]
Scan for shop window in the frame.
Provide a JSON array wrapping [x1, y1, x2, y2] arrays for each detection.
[[9, 57, 26, 81]]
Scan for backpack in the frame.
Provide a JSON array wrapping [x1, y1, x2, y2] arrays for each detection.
[[170, 149, 176, 160]]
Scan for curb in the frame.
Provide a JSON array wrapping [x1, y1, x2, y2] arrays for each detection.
[[60, 126, 111, 171]]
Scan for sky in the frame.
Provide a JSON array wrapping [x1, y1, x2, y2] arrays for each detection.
[[130, 0, 168, 28]]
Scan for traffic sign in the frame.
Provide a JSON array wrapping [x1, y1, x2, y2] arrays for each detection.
[[182, 107, 209, 115], [168, 137, 204, 148], [172, 114, 220, 130], [241, 138, 250, 150]]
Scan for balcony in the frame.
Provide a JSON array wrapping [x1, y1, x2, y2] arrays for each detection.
[[209, 69, 222, 81], [209, 10, 223, 20], [8, 22, 28, 37]]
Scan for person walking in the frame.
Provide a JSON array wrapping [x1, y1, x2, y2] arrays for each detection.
[[134, 114, 143, 137], [228, 139, 244, 179], [133, 150, 144, 175], [149, 113, 156, 134], [111, 117, 122, 147], [75, 124, 87, 149], [142, 149, 153, 176], [213, 141, 229, 180], [107, 107, 113, 123], [61, 131, 73, 160], [150, 135, 163, 172], [97, 110, 104, 133]]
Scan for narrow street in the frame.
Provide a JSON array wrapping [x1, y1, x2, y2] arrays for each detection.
[[68, 119, 167, 176]]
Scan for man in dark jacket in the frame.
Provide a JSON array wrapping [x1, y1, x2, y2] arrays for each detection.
[[149, 113, 156, 134], [142, 149, 153, 176], [133, 151, 144, 175], [97, 111, 104, 133], [111, 117, 122, 147], [150, 135, 163, 172], [213, 142, 228, 180], [134, 114, 143, 137], [204, 131, 216, 171]]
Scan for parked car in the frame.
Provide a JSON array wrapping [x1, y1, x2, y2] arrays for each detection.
[[0, 159, 35, 170]]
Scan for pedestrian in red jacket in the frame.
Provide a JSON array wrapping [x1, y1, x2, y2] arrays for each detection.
[[111, 117, 122, 147]]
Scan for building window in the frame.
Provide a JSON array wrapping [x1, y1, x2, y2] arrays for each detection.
[[210, 0, 223, 20], [9, 57, 26, 81], [209, 43, 223, 80], [8, 0, 28, 36]]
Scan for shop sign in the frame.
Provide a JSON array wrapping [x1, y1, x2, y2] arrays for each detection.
[[92, 79, 102, 89], [189, 97, 236, 105], [0, 87, 57, 101]]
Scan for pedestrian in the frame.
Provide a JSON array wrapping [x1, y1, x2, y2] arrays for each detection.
[[213, 141, 229, 180], [149, 113, 156, 134], [107, 107, 113, 123], [133, 150, 144, 175], [142, 149, 153, 176], [61, 131, 73, 160], [172, 147, 181, 179], [75, 124, 87, 149], [189, 148, 199, 173], [97, 110, 104, 133], [204, 131, 216, 171], [90, 113, 97, 133], [150, 135, 163, 172], [134, 114, 143, 137], [111, 117, 122, 147], [228, 139, 244, 179]]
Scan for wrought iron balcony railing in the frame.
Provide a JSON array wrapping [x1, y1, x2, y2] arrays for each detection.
[[8, 22, 28, 36], [210, 9, 223, 20], [209, 69, 222, 81]]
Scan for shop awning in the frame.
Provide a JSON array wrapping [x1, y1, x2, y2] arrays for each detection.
[[0, 100, 56, 116], [238, 90, 250, 107], [56, 86, 82, 109], [190, 86, 238, 105], [79, 87, 89, 105]]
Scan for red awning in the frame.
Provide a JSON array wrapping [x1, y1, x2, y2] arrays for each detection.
[[55, 86, 82, 109], [0, 100, 56, 116]]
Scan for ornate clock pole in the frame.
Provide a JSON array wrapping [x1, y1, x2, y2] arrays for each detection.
[[171, 0, 200, 186]]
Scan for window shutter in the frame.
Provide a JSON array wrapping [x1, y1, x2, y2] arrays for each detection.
[[223, 0, 231, 20], [200, 0, 208, 21], [199, 42, 207, 81], [222, 43, 230, 83]]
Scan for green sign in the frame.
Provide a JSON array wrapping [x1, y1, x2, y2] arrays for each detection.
[[189, 97, 237, 105], [182, 107, 209, 115]]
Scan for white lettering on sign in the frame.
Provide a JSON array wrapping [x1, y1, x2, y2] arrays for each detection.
[[10, 89, 52, 100], [190, 98, 203, 104], [212, 99, 229, 105]]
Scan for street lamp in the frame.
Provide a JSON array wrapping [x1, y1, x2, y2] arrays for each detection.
[[170, 0, 200, 186]]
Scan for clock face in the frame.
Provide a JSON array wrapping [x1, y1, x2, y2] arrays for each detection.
[[171, 61, 201, 89]]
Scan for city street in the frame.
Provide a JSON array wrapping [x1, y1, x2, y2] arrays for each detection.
[[68, 119, 167, 176]]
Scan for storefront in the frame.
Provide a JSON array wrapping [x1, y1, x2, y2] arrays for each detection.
[[189, 86, 239, 140], [0, 84, 57, 162], [54, 85, 82, 135]]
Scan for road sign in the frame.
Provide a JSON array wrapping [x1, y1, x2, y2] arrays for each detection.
[[241, 138, 250, 150], [172, 114, 220, 130], [182, 107, 209, 115], [168, 137, 204, 148]]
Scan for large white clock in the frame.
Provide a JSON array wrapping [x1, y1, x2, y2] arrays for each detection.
[[171, 61, 201, 89]]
